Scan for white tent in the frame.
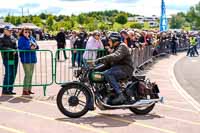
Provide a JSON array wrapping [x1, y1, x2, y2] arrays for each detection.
[[0, 22, 16, 29], [17, 23, 40, 29]]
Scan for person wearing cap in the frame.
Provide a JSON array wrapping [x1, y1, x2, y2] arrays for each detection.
[[55, 28, 67, 61], [0, 25, 18, 95], [95, 34, 134, 105]]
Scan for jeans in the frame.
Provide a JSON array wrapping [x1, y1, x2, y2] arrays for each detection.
[[72, 51, 83, 67], [2, 58, 18, 93], [57, 48, 67, 61], [171, 44, 177, 54], [104, 66, 127, 94], [187, 45, 199, 56], [193, 45, 199, 55], [22, 64, 35, 91]]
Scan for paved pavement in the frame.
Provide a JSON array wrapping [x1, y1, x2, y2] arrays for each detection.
[[174, 55, 200, 104], [0, 41, 200, 133]]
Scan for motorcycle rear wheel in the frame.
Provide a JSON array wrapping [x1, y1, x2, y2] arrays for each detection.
[[129, 104, 155, 115]]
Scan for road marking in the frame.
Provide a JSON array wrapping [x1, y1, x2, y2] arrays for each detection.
[[0, 105, 107, 133], [5, 96, 177, 133], [11, 95, 199, 114], [158, 104, 199, 114], [165, 100, 189, 105], [191, 60, 198, 63], [92, 113, 176, 133], [160, 114, 200, 126], [169, 55, 200, 112], [0, 125, 25, 133]]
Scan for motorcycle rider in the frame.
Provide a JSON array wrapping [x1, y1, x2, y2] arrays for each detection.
[[95, 33, 134, 105]]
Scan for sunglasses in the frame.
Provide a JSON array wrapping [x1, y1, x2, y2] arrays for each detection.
[[24, 31, 29, 34]]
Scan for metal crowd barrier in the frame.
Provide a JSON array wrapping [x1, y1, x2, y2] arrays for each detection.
[[54, 49, 106, 84], [55, 46, 153, 84], [0, 43, 188, 96], [0, 50, 53, 96]]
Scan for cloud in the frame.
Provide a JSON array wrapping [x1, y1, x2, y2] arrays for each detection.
[[40, 6, 64, 14], [18, 3, 40, 8], [0, 0, 199, 17], [113, 0, 140, 3]]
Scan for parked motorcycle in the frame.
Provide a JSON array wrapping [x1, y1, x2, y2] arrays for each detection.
[[56, 61, 164, 118]]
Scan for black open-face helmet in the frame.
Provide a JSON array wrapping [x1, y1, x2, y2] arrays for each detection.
[[108, 32, 121, 44]]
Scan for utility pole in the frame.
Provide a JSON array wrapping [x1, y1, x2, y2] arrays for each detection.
[[22, 8, 24, 17], [160, 0, 168, 31]]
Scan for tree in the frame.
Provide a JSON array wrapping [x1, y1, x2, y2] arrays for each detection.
[[10, 16, 16, 24], [115, 13, 128, 25], [39, 13, 47, 19], [32, 16, 42, 27], [130, 22, 143, 29], [4, 14, 11, 23], [170, 15, 185, 29], [46, 15, 54, 30], [98, 22, 109, 31], [16, 17, 22, 25], [77, 14, 86, 24], [187, 2, 200, 29]]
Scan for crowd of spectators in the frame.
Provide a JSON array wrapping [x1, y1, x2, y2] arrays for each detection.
[[64, 28, 200, 67], [1, 25, 200, 95]]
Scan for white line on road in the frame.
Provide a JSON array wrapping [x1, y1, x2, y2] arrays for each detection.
[[169, 55, 200, 112]]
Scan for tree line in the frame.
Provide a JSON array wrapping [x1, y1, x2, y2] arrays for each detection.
[[170, 2, 200, 30], [3, 2, 200, 32], [3, 10, 151, 32]]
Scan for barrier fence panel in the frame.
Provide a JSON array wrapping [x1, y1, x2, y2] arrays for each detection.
[[0, 50, 53, 95], [55, 49, 106, 84], [0, 44, 187, 95]]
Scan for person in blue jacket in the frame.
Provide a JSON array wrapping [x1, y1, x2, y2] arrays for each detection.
[[18, 28, 39, 95]]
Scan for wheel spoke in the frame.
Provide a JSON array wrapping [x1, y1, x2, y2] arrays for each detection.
[[74, 89, 81, 97], [78, 100, 86, 106]]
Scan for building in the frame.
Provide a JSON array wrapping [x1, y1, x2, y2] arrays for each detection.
[[128, 15, 159, 28]]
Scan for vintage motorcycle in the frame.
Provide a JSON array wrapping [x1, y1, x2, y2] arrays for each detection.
[[56, 61, 164, 118]]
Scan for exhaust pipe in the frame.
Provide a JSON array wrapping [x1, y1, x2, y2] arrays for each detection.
[[133, 97, 164, 107], [96, 96, 164, 109]]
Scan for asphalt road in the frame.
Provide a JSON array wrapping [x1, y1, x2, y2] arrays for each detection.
[[174, 55, 200, 104]]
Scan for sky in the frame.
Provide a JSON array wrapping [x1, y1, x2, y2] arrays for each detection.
[[0, 0, 199, 17]]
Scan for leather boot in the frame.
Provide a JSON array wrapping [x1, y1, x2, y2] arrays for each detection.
[[112, 93, 126, 105], [22, 90, 30, 95]]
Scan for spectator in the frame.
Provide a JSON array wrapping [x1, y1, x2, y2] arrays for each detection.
[[128, 30, 137, 48], [71, 31, 84, 67], [56, 28, 67, 61], [187, 34, 199, 56], [146, 32, 154, 46], [18, 28, 39, 95], [120, 30, 132, 48], [0, 26, 18, 95], [101, 31, 109, 48], [83, 31, 104, 63], [171, 33, 178, 55]]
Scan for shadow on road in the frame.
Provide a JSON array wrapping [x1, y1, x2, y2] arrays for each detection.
[[55, 113, 163, 128], [0, 95, 33, 103]]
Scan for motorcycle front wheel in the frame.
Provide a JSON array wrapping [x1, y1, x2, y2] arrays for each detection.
[[56, 84, 90, 118], [129, 104, 155, 115]]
